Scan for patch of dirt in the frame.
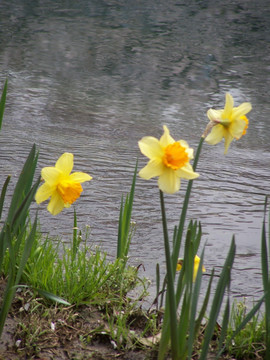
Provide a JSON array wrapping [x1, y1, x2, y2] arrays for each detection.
[[0, 284, 158, 360], [0, 280, 236, 360]]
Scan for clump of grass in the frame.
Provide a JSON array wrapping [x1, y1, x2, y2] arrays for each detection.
[[2, 222, 146, 307], [225, 300, 266, 359]]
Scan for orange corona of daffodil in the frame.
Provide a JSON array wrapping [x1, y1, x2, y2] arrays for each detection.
[[177, 255, 206, 282], [205, 93, 252, 154], [35, 152, 92, 215], [138, 125, 199, 194]]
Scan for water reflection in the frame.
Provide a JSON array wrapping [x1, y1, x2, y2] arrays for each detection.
[[0, 0, 270, 303]]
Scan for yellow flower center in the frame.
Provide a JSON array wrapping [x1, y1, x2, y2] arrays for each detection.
[[163, 142, 188, 170], [57, 181, 83, 204]]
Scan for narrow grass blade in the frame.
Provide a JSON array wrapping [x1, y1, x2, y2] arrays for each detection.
[[117, 196, 124, 258], [199, 236, 236, 360], [36, 289, 71, 306], [0, 79, 7, 131], [0, 175, 10, 220], [72, 208, 79, 262], [156, 263, 160, 309], [0, 176, 11, 268]]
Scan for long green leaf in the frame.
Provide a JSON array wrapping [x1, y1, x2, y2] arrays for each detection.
[[178, 291, 191, 358], [194, 268, 214, 336], [7, 144, 38, 225], [0, 226, 16, 337], [199, 236, 235, 359], [0, 175, 11, 220], [159, 190, 179, 359], [188, 248, 205, 359], [117, 161, 137, 259], [9, 177, 40, 236], [216, 296, 230, 359], [172, 136, 204, 271], [0, 79, 7, 131], [15, 214, 38, 284], [261, 196, 270, 358]]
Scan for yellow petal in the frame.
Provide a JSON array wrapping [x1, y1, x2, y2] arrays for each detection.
[[55, 153, 74, 175], [222, 93, 234, 119], [160, 125, 175, 147], [41, 167, 61, 186], [139, 159, 164, 180], [229, 118, 247, 139], [35, 183, 53, 204], [193, 255, 206, 282], [158, 169, 180, 194], [223, 132, 234, 154], [178, 140, 194, 159], [232, 102, 252, 119], [205, 124, 225, 145], [47, 191, 65, 215], [138, 137, 163, 159], [207, 108, 223, 121], [176, 164, 199, 180], [69, 172, 92, 183]]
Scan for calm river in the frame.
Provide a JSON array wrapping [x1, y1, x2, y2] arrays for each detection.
[[0, 0, 270, 305]]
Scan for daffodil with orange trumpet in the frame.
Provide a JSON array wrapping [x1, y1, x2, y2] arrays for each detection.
[[138, 125, 199, 194], [35, 152, 92, 215], [204, 93, 252, 154]]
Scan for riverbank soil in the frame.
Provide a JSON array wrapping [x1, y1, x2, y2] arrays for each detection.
[[0, 280, 232, 360]]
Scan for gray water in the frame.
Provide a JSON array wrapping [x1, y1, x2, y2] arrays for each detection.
[[0, 0, 270, 305]]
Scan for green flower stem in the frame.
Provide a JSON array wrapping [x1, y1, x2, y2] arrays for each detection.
[[172, 136, 205, 273], [159, 190, 179, 359], [158, 137, 205, 360]]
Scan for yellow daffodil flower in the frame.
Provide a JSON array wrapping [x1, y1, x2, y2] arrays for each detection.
[[35, 152, 92, 215], [138, 125, 199, 194], [205, 93, 252, 154], [177, 255, 206, 282]]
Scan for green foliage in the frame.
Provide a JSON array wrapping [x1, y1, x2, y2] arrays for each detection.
[[261, 196, 270, 358], [7, 224, 142, 306], [226, 301, 266, 359], [0, 145, 39, 337], [157, 138, 236, 360], [0, 81, 40, 338]]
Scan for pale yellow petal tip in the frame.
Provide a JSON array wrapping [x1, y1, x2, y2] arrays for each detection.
[[225, 92, 233, 102], [57, 152, 74, 165], [163, 124, 169, 133]]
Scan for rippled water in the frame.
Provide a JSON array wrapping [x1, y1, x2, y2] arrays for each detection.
[[0, 0, 270, 304]]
